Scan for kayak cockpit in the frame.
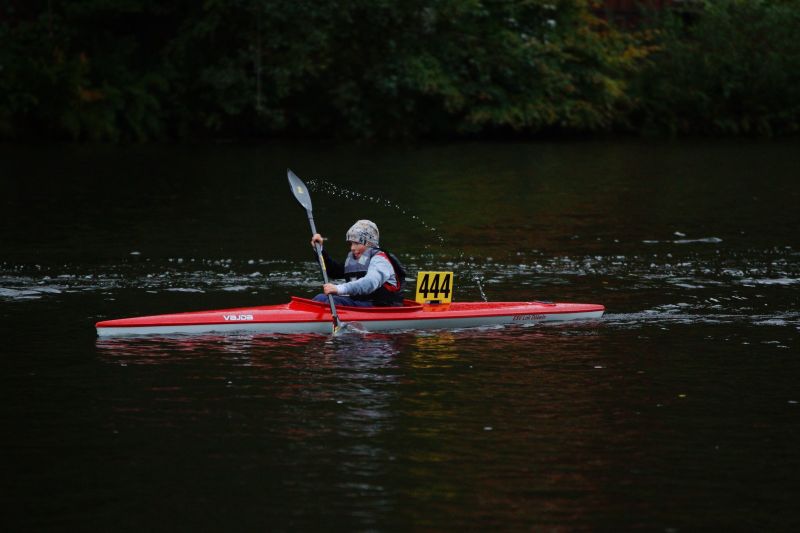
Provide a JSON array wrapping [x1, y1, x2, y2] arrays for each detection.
[[288, 296, 424, 313]]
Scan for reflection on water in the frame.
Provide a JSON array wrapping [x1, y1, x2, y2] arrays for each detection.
[[95, 331, 411, 363], [94, 323, 603, 364], [96, 332, 326, 360]]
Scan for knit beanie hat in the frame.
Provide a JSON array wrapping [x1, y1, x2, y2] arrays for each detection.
[[346, 220, 379, 247]]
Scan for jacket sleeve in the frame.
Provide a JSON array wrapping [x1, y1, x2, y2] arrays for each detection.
[[335, 254, 395, 296], [315, 248, 345, 279]]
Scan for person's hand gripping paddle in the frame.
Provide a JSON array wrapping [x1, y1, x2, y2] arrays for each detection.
[[287, 169, 344, 334]]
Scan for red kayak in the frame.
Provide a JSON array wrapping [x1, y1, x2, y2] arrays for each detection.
[[95, 296, 604, 337]]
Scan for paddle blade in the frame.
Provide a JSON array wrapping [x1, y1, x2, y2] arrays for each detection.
[[332, 321, 367, 336], [287, 169, 313, 211]]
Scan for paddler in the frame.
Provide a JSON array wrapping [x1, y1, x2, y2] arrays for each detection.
[[310, 219, 406, 307]]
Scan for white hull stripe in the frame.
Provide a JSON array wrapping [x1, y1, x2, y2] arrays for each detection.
[[96, 310, 603, 337]]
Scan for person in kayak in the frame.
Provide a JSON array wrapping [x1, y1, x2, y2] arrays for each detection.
[[310, 219, 406, 307]]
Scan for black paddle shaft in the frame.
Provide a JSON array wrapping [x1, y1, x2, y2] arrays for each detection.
[[306, 215, 330, 284]]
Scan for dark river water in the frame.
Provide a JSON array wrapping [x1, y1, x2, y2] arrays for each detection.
[[2, 139, 799, 530]]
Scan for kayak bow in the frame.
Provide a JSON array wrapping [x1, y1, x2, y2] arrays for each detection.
[[95, 297, 604, 337]]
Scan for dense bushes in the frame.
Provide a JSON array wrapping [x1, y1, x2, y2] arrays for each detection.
[[1, 0, 798, 141], [636, 0, 800, 136]]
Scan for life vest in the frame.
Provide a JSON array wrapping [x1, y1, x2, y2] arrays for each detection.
[[343, 247, 406, 306]]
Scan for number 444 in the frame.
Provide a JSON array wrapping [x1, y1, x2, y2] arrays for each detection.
[[414, 271, 454, 304]]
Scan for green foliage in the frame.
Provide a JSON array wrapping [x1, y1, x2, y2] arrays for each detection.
[[1, 1, 171, 140], [636, 0, 800, 136], [384, 1, 641, 135], [1, 0, 798, 140]]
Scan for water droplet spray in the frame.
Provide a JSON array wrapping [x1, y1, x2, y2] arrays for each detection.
[[308, 178, 488, 301]]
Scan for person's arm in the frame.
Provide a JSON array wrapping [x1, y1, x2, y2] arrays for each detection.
[[311, 233, 345, 279], [319, 249, 345, 279], [334, 254, 395, 295]]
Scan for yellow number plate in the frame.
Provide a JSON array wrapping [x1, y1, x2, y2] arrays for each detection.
[[415, 271, 454, 304]]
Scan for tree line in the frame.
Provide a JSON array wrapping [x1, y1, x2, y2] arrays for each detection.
[[1, 0, 798, 141]]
